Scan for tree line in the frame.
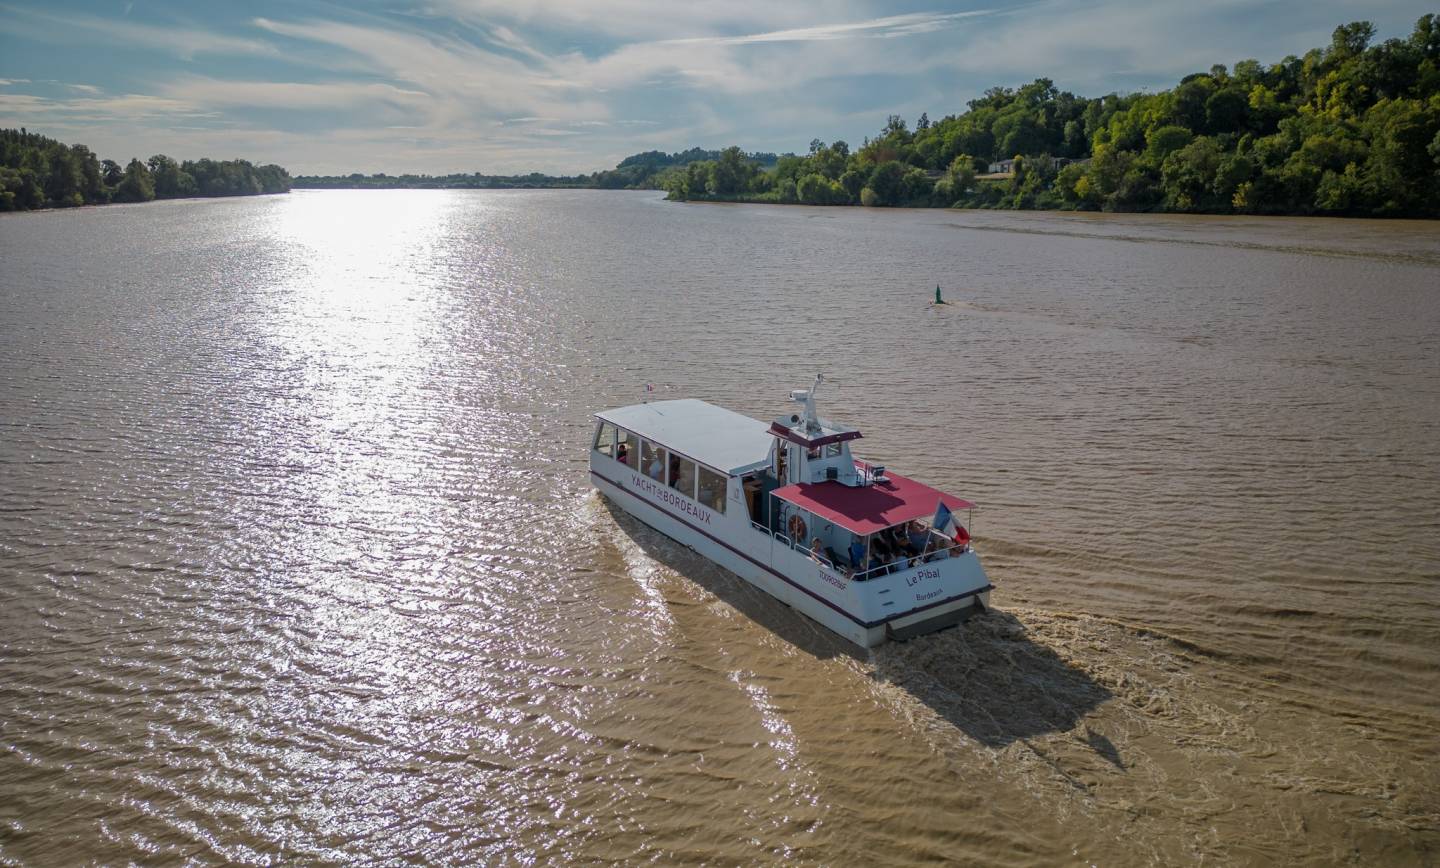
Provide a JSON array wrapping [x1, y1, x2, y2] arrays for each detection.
[[664, 16, 1440, 218], [292, 148, 778, 191], [1, 128, 291, 211]]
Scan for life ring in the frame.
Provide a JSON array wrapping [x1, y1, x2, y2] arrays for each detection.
[[788, 514, 807, 541]]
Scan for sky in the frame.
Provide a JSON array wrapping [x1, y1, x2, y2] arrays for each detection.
[[1, 1, 1435, 176]]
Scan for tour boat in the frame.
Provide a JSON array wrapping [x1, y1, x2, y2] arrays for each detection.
[[589, 377, 993, 647]]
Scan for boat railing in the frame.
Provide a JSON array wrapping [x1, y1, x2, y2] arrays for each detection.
[[848, 535, 972, 582], [771, 528, 969, 581], [771, 529, 841, 572]]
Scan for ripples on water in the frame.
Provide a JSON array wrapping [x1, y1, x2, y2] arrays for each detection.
[[1, 191, 1437, 865]]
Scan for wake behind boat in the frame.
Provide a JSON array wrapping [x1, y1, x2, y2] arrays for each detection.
[[589, 377, 993, 647]]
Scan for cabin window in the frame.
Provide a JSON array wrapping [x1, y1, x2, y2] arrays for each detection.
[[807, 445, 821, 459], [670, 455, 697, 499], [595, 421, 616, 457], [615, 428, 636, 466], [825, 442, 843, 458], [640, 440, 667, 482], [697, 466, 727, 514]]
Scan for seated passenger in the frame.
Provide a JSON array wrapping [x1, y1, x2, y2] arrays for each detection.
[[848, 537, 867, 571], [616, 444, 629, 465], [871, 533, 893, 559], [647, 453, 663, 479], [906, 521, 930, 555], [809, 538, 824, 562]]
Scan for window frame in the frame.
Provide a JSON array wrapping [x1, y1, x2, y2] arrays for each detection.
[[640, 439, 668, 483], [671, 455, 698, 499], [614, 427, 637, 466], [594, 420, 616, 457], [697, 465, 727, 514]]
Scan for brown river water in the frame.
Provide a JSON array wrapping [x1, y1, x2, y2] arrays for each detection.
[[1, 191, 1438, 865]]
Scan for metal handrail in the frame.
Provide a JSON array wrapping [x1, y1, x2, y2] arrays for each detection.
[[771, 526, 969, 581], [848, 535, 972, 582]]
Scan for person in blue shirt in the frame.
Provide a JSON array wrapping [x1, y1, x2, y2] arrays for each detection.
[[848, 536, 868, 574], [906, 521, 931, 557]]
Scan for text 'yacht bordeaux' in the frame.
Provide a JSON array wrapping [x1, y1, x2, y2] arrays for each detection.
[[589, 376, 993, 647]]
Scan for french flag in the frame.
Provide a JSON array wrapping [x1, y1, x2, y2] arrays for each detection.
[[932, 500, 957, 538]]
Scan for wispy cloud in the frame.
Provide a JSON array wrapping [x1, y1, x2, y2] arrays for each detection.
[[162, 77, 431, 111], [251, 15, 604, 122], [0, 91, 215, 126], [0, 3, 277, 59], [663, 10, 1002, 46]]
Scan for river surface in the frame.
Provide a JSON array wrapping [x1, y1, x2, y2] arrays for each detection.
[[2, 191, 1438, 866]]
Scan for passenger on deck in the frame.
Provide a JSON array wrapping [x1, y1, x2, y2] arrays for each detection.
[[884, 549, 907, 574], [848, 537, 867, 574], [871, 532, 893, 560], [809, 538, 824, 562], [880, 525, 905, 556], [906, 520, 930, 556]]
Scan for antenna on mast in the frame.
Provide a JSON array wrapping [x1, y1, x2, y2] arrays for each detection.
[[788, 373, 824, 433]]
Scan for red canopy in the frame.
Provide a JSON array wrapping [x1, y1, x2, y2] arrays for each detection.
[[773, 465, 974, 535]]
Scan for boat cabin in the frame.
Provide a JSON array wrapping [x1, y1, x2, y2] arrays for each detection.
[[589, 377, 991, 647], [591, 378, 974, 581]]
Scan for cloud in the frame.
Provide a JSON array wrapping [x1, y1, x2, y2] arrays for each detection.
[[419, 0, 854, 41], [161, 78, 431, 111], [0, 91, 211, 124], [251, 16, 606, 123], [0, 3, 277, 59], [662, 9, 1003, 46]]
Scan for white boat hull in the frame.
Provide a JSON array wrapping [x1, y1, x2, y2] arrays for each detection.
[[591, 463, 992, 648]]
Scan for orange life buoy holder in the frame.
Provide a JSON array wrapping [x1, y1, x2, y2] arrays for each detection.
[[788, 514, 807, 542]]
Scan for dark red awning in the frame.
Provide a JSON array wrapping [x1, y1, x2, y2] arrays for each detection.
[[772, 465, 974, 535]]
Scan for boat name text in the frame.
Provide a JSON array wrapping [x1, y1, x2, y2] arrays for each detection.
[[630, 473, 712, 525], [906, 567, 940, 587]]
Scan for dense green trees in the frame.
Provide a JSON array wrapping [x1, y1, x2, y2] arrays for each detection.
[[666, 15, 1440, 218], [0, 128, 291, 211]]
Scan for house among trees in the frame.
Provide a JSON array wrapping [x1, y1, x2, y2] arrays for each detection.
[[988, 156, 1091, 174]]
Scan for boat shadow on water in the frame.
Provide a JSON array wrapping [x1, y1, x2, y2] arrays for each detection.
[[604, 501, 1117, 757], [869, 610, 1119, 755]]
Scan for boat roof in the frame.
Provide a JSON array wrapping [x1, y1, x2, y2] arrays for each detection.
[[596, 399, 773, 475], [773, 464, 974, 535]]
